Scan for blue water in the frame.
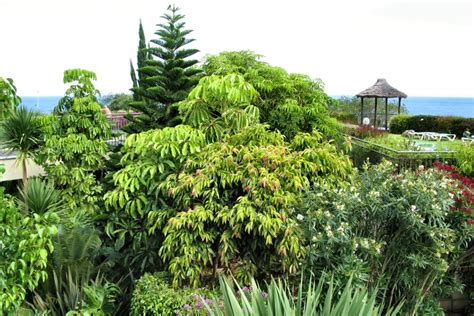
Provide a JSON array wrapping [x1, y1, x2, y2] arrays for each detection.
[[403, 97, 473, 118], [21, 96, 61, 113], [20, 96, 474, 118]]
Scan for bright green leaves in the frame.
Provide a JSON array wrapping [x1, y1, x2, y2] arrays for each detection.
[[0, 188, 59, 314], [152, 127, 353, 286], [188, 74, 258, 105], [105, 125, 206, 217], [107, 122, 352, 287], [0, 76, 21, 119], [38, 69, 111, 212], [180, 74, 260, 142], [203, 51, 342, 140]]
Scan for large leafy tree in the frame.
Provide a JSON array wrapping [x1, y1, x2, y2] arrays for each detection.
[[37, 69, 111, 211], [0, 107, 42, 186], [125, 5, 201, 133], [203, 51, 341, 140], [105, 73, 353, 286]]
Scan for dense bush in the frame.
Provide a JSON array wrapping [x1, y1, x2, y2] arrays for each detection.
[[130, 272, 216, 316], [390, 114, 474, 138], [299, 161, 474, 315], [453, 144, 474, 178], [330, 111, 358, 124], [0, 185, 59, 313], [105, 125, 353, 286]]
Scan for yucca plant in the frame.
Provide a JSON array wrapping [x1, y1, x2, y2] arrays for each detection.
[[202, 276, 403, 316], [0, 106, 42, 186], [18, 177, 63, 215]]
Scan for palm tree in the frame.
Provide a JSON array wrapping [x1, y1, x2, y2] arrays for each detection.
[[0, 106, 42, 186]]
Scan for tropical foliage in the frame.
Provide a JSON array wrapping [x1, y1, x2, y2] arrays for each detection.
[[0, 184, 59, 314], [0, 106, 43, 186], [105, 123, 353, 286], [203, 276, 403, 316], [37, 69, 111, 211], [1, 4, 473, 315], [203, 51, 341, 140]]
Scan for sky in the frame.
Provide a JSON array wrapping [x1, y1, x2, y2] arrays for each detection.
[[0, 0, 472, 97]]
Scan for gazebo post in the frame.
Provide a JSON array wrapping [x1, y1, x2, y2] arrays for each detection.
[[374, 97, 378, 128], [398, 97, 401, 114], [385, 97, 388, 130], [360, 97, 364, 124]]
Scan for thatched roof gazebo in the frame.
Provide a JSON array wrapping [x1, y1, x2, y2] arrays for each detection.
[[356, 79, 407, 130]]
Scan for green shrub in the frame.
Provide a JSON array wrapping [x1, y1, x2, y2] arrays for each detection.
[[0, 187, 59, 314], [388, 114, 411, 134], [130, 272, 216, 316], [330, 111, 358, 124], [299, 161, 474, 315], [389, 114, 474, 138], [106, 125, 353, 287], [454, 144, 474, 177]]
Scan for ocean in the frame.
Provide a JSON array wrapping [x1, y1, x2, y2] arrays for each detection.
[[20, 96, 474, 118]]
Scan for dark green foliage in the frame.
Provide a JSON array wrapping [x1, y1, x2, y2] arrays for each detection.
[[203, 51, 341, 140], [31, 214, 120, 315], [126, 5, 201, 133], [389, 114, 474, 138]]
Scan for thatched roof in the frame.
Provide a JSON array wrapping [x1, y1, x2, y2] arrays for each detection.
[[356, 78, 407, 98]]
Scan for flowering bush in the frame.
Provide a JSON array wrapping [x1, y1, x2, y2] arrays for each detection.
[[434, 162, 473, 221], [300, 161, 474, 315]]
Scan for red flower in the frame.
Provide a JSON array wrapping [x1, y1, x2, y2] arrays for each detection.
[[467, 218, 474, 225]]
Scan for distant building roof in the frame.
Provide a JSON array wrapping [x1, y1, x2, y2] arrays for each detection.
[[356, 78, 407, 98]]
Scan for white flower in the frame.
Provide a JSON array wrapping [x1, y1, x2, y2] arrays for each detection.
[[411, 205, 417, 211], [296, 214, 304, 221]]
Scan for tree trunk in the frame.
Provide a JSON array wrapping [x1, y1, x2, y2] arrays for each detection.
[[22, 158, 28, 187]]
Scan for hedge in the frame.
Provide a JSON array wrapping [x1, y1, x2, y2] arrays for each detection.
[[389, 115, 474, 138], [330, 112, 358, 124]]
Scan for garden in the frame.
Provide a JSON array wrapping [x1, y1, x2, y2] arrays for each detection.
[[1, 5, 473, 316]]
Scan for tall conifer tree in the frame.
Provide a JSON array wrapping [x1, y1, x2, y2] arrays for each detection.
[[125, 5, 201, 133]]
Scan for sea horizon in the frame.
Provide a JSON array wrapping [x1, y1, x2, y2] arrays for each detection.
[[20, 95, 474, 118]]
